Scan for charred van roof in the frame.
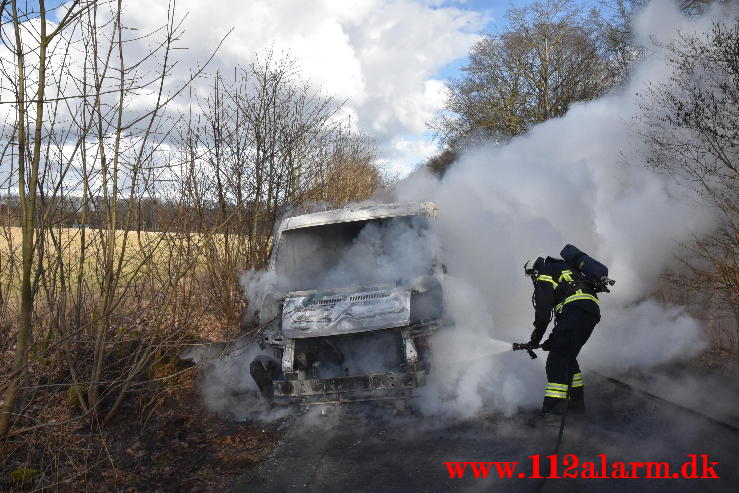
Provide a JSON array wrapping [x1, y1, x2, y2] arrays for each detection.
[[276, 201, 438, 234]]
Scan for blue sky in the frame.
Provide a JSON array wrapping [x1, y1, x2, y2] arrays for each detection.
[[432, 1, 528, 80]]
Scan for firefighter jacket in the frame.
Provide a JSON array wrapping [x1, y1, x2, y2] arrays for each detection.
[[529, 259, 600, 346]]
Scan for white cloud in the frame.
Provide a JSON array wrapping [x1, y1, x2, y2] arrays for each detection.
[[379, 135, 441, 176], [117, 0, 483, 176], [0, 0, 482, 181]]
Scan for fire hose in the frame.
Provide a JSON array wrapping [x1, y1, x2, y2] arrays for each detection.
[[512, 339, 571, 493]]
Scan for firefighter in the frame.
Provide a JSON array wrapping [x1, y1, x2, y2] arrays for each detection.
[[523, 256, 601, 419]]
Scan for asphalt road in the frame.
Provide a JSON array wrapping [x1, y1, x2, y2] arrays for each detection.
[[233, 373, 739, 492]]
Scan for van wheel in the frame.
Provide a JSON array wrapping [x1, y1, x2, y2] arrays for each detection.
[[250, 355, 282, 401]]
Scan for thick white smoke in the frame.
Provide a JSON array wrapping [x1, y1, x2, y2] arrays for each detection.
[[239, 214, 438, 322], [182, 339, 292, 422], [272, 214, 437, 293], [206, 0, 733, 421], [393, 0, 732, 417]]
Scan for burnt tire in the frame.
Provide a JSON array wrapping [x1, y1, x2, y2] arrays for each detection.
[[250, 355, 283, 401]]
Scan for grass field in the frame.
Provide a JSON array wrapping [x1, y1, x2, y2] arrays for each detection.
[[0, 225, 244, 297]]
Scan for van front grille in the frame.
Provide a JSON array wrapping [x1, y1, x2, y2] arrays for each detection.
[[349, 292, 389, 302]]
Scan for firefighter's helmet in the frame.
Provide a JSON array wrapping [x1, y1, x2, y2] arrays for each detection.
[[523, 257, 545, 277]]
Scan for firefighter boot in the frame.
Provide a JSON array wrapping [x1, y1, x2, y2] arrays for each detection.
[[537, 397, 568, 427], [569, 387, 586, 415]]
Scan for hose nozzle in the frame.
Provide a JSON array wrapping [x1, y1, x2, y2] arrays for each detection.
[[512, 342, 538, 359]]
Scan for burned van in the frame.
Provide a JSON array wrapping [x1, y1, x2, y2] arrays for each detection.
[[249, 202, 445, 408]]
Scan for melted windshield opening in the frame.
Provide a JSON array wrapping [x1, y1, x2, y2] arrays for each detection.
[[274, 215, 435, 292]]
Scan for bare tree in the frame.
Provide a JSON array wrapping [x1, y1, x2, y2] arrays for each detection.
[[435, 0, 612, 147], [0, 0, 227, 439], [181, 55, 382, 329], [592, 0, 730, 84], [638, 19, 739, 352], [314, 129, 381, 208], [0, 5, 383, 485], [592, 0, 646, 82], [0, 0, 98, 438]]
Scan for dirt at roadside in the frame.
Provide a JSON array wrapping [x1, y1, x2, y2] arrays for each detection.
[[0, 367, 281, 492]]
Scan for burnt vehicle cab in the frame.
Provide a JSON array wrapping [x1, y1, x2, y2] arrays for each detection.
[[250, 201, 445, 408]]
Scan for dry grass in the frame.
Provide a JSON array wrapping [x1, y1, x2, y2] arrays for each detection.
[[0, 225, 237, 296]]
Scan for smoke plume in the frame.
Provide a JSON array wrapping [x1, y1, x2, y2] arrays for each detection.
[[201, 0, 734, 421], [393, 0, 732, 417], [182, 339, 292, 422]]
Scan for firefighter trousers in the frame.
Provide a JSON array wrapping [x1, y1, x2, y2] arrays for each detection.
[[542, 304, 600, 414]]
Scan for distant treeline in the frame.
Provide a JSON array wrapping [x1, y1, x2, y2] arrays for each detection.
[[1, 193, 287, 233]]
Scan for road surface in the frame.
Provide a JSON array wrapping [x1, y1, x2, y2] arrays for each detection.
[[234, 372, 738, 492]]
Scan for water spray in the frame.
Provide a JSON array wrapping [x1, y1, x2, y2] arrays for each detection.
[[441, 333, 542, 365]]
